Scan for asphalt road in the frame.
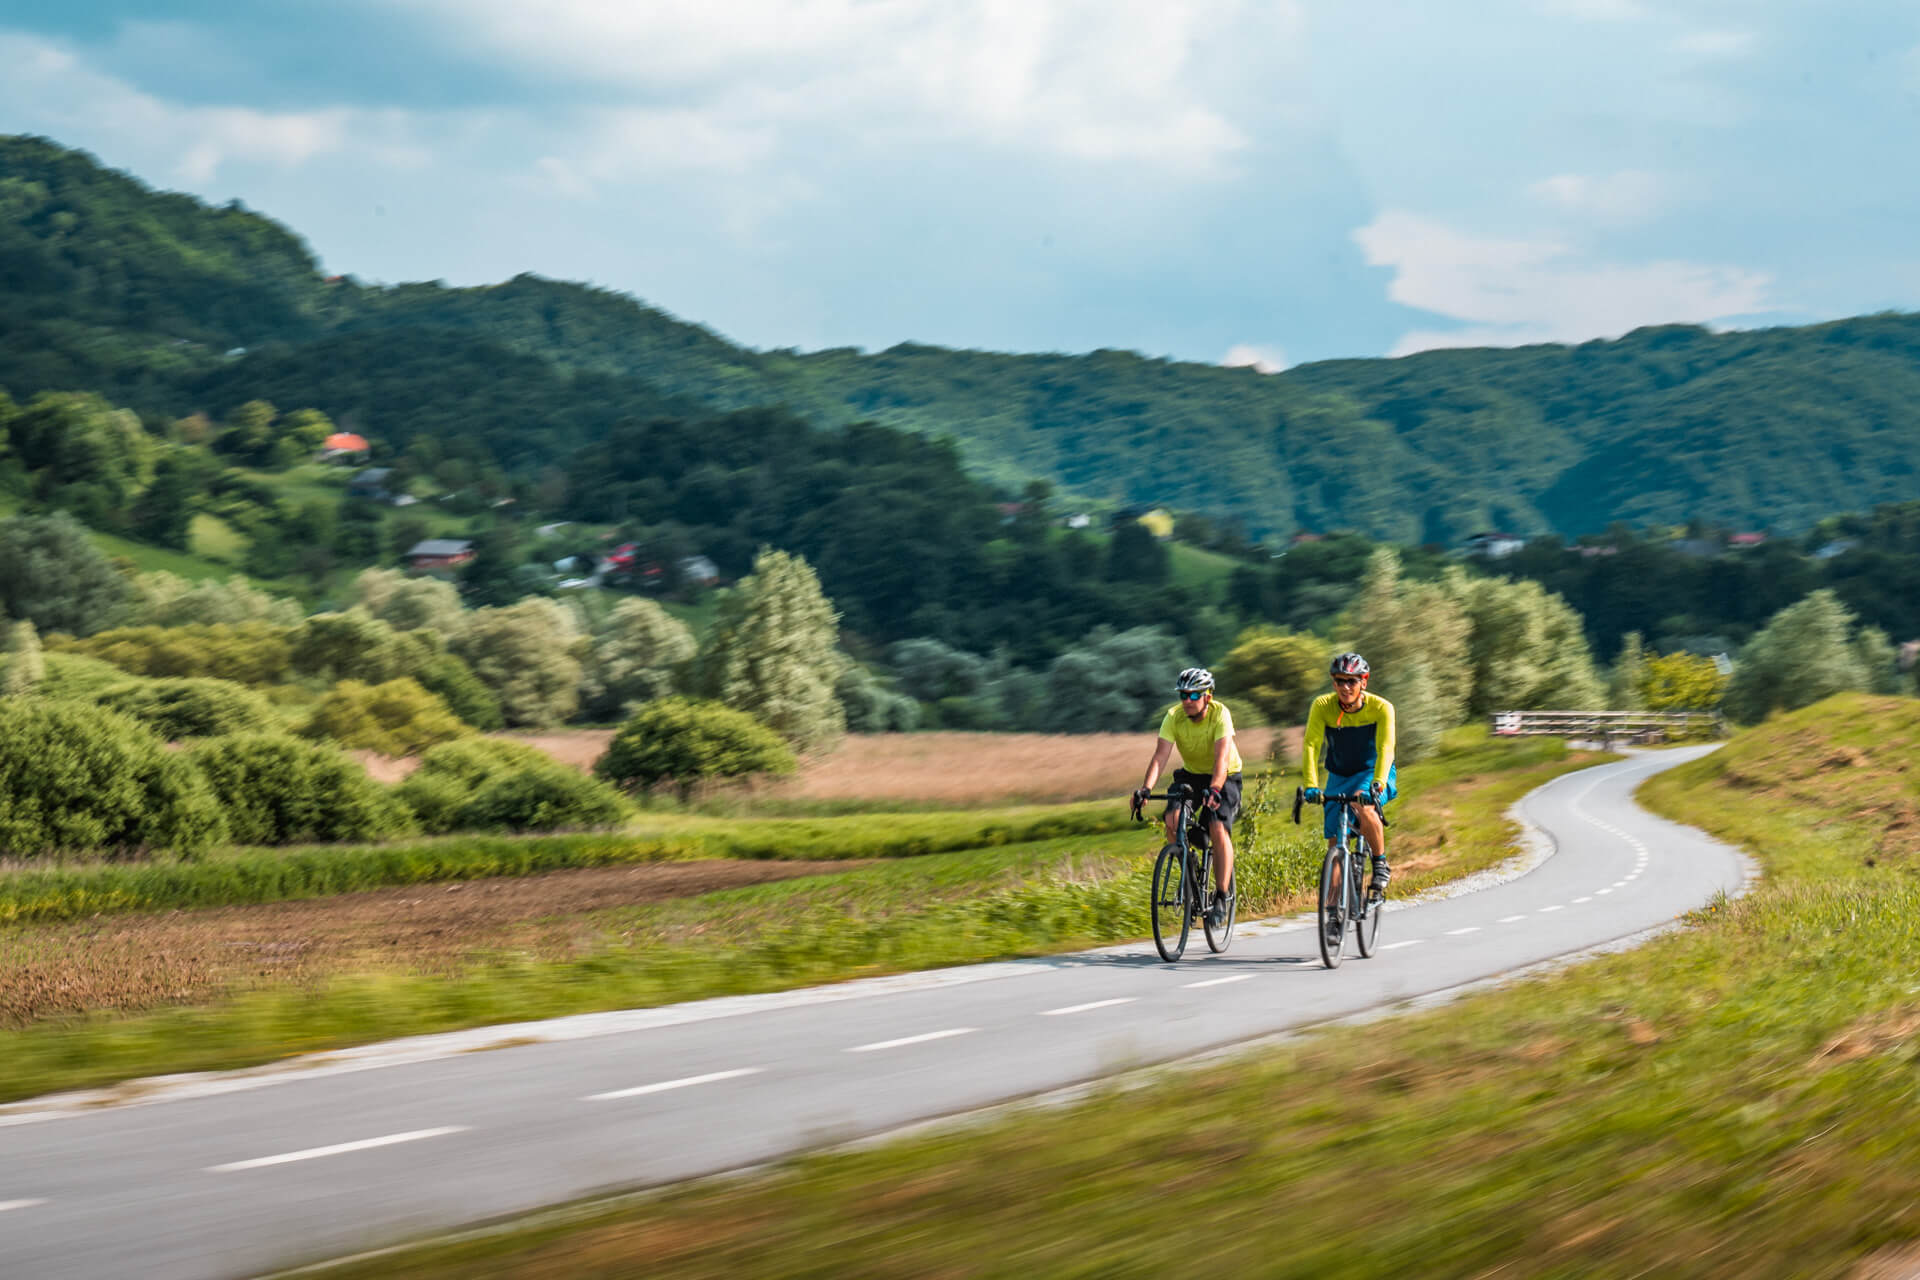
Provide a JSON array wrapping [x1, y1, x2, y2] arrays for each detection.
[[0, 747, 1752, 1279]]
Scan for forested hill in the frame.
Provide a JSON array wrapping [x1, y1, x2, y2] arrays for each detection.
[[5, 133, 1920, 541]]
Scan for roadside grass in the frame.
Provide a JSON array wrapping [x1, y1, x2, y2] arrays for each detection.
[[0, 803, 1131, 926], [0, 732, 1592, 1103], [314, 694, 1920, 1280]]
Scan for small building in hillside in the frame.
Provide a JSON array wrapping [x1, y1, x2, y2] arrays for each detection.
[[320, 432, 370, 462], [1728, 531, 1768, 549], [678, 555, 721, 586], [403, 539, 475, 571], [347, 467, 394, 499], [1464, 531, 1526, 559]]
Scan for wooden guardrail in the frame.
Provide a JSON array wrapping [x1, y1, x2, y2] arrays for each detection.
[[1489, 709, 1724, 744]]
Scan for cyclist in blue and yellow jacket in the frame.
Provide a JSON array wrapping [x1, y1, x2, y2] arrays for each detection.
[[1300, 652, 1397, 895]]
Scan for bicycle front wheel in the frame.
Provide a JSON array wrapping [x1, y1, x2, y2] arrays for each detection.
[[1317, 847, 1346, 969], [1151, 843, 1191, 962], [1203, 871, 1235, 954], [1354, 852, 1382, 958]]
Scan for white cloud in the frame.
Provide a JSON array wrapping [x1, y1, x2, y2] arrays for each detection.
[[1542, 0, 1647, 21], [0, 31, 418, 183], [1222, 343, 1287, 373], [1528, 170, 1667, 224], [1353, 210, 1776, 356], [400, 0, 1285, 171]]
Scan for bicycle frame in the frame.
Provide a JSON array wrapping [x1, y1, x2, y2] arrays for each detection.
[[1294, 788, 1385, 965], [1139, 784, 1214, 913]]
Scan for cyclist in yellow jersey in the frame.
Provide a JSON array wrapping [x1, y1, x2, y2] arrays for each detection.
[[1133, 667, 1242, 928], [1300, 651, 1397, 894]]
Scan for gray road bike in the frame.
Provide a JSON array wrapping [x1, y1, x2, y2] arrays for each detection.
[[1294, 787, 1386, 969], [1134, 783, 1235, 962]]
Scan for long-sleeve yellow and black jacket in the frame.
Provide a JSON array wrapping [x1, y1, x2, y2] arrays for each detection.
[[1300, 691, 1396, 790]]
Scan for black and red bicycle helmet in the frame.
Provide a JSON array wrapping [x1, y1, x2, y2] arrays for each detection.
[[1329, 652, 1370, 679]]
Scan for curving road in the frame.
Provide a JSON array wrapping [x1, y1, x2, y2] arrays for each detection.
[[0, 747, 1752, 1279]]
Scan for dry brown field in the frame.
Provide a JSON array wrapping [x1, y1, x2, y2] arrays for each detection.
[[358, 727, 1292, 804], [0, 860, 863, 1027]]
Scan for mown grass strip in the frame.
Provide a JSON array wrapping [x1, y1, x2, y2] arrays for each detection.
[[309, 695, 1920, 1280], [0, 802, 1127, 925], [0, 734, 1598, 1104]]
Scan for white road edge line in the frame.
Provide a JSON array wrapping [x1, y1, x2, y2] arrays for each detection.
[[0, 1199, 46, 1212], [1041, 998, 1137, 1016], [208, 1127, 468, 1173], [848, 1028, 976, 1053], [1445, 927, 1481, 936], [1183, 974, 1254, 989], [1381, 939, 1424, 950], [586, 1068, 764, 1102]]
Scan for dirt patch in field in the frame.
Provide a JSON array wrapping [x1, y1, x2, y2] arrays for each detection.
[[0, 859, 865, 1028], [358, 726, 1294, 805]]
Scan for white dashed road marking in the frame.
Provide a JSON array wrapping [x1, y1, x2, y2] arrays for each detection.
[[1498, 915, 1527, 924], [1539, 905, 1564, 913], [1041, 998, 1136, 1016], [0, 1200, 45, 1213], [208, 1127, 468, 1173], [1573, 896, 1593, 904], [1183, 974, 1254, 989], [1381, 940, 1424, 951], [848, 1028, 976, 1053], [1445, 927, 1481, 936], [586, 1068, 764, 1101]]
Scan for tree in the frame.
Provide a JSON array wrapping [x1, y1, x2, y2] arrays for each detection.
[[191, 735, 415, 845], [131, 572, 302, 627], [1447, 570, 1605, 714], [452, 597, 585, 727], [299, 678, 472, 756], [594, 698, 796, 800], [4, 620, 44, 697], [580, 598, 696, 720], [350, 568, 465, 636], [1639, 651, 1728, 711], [95, 677, 278, 739], [888, 637, 990, 702], [691, 549, 846, 752], [1341, 549, 1472, 760], [1040, 626, 1187, 732], [837, 664, 920, 732], [0, 513, 132, 637], [1608, 631, 1648, 710], [129, 451, 200, 549], [1218, 627, 1325, 725], [1723, 590, 1874, 723], [1106, 521, 1170, 584]]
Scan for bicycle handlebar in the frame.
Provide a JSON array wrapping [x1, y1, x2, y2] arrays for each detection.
[[1291, 786, 1389, 827], [1131, 784, 1201, 822]]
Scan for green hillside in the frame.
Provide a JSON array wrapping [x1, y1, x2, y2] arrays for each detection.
[[4, 134, 1920, 542]]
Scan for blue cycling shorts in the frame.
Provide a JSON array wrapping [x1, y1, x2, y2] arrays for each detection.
[[1322, 764, 1397, 839]]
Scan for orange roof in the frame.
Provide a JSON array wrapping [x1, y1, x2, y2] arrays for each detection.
[[323, 432, 369, 452]]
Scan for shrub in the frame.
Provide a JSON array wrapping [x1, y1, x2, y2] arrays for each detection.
[[0, 701, 226, 857], [191, 735, 416, 845], [95, 678, 280, 739], [414, 652, 504, 730], [298, 678, 471, 756], [398, 738, 627, 834], [595, 698, 796, 799], [460, 769, 628, 833], [55, 622, 295, 685]]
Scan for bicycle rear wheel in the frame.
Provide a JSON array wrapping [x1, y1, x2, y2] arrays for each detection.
[[1354, 848, 1382, 958], [1203, 863, 1235, 954], [1317, 847, 1346, 969], [1151, 843, 1191, 962]]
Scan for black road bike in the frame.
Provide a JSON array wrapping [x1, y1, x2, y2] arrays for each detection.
[[1134, 783, 1234, 962], [1294, 788, 1387, 969]]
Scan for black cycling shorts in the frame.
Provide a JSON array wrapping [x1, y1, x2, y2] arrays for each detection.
[[1166, 770, 1242, 833]]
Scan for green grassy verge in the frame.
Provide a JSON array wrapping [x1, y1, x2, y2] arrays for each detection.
[[311, 696, 1920, 1280], [0, 803, 1129, 926]]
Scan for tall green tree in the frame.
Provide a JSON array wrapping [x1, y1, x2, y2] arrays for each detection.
[[580, 597, 697, 720], [692, 549, 846, 753], [1723, 590, 1877, 723], [0, 512, 131, 637], [452, 597, 585, 727], [1218, 627, 1326, 726], [1447, 569, 1605, 715], [1608, 631, 1648, 709], [1341, 548, 1472, 760]]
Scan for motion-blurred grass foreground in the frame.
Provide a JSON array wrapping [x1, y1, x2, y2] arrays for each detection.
[[315, 695, 1920, 1280]]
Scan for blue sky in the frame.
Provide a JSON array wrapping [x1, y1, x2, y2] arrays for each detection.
[[6, 1, 1920, 368]]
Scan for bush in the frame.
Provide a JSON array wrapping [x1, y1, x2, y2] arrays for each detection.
[[414, 652, 504, 730], [398, 738, 628, 834], [298, 678, 471, 756], [55, 622, 295, 685], [460, 769, 628, 833], [0, 701, 226, 857], [595, 698, 796, 799], [191, 735, 416, 845], [95, 678, 280, 739]]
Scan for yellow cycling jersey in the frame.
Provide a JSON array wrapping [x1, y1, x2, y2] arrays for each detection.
[[1300, 691, 1395, 790], [1158, 698, 1243, 776]]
